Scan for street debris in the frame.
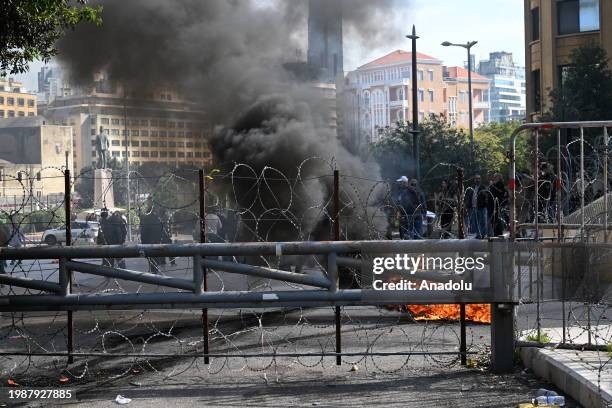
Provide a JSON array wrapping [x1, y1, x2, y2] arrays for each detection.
[[350, 364, 359, 372], [115, 395, 132, 405]]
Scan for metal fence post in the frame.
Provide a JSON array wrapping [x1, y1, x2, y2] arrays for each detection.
[[64, 170, 74, 364], [456, 167, 466, 365], [333, 169, 341, 366], [490, 241, 515, 373], [199, 169, 210, 364]]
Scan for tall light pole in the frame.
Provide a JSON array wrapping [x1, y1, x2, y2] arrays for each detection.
[[406, 25, 420, 180], [442, 40, 478, 160]]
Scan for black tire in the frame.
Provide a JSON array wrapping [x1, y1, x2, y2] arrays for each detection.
[[44, 235, 57, 246]]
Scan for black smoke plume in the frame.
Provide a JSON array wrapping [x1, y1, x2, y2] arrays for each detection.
[[57, 0, 398, 240]]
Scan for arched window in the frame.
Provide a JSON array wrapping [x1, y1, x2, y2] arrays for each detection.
[[363, 91, 371, 107], [397, 110, 404, 122]]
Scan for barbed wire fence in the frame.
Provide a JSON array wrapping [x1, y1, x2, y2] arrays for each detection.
[[0, 152, 608, 399]]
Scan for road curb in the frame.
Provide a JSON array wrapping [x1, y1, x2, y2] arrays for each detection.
[[520, 346, 612, 408]]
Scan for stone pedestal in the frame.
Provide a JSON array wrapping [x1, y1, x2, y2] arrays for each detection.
[[93, 168, 115, 210]]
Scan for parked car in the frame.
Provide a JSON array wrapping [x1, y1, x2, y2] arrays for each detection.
[[42, 220, 99, 245]]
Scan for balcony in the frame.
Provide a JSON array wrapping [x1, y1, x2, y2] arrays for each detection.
[[389, 99, 409, 108], [473, 101, 490, 110]]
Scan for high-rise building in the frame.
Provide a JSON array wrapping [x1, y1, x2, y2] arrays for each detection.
[[524, 0, 612, 119], [37, 66, 72, 104], [344, 50, 491, 145], [41, 77, 213, 173], [307, 0, 343, 84], [0, 78, 37, 119], [478, 52, 526, 122]]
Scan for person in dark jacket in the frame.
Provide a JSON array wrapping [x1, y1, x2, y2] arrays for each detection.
[[465, 175, 489, 239], [395, 176, 426, 239], [139, 209, 165, 272], [489, 173, 509, 236], [99, 210, 127, 268]]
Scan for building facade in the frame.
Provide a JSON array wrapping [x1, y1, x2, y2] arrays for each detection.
[[41, 78, 213, 173], [344, 50, 490, 145], [478, 52, 527, 123], [0, 117, 73, 203], [37, 66, 73, 104], [0, 78, 37, 119], [308, 0, 343, 84], [524, 0, 612, 119]]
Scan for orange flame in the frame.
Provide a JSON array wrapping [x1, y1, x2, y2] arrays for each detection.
[[405, 304, 491, 324]]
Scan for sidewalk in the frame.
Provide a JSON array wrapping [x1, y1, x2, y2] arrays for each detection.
[[521, 347, 612, 408]]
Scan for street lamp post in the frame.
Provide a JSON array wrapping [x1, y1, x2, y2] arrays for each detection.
[[406, 25, 421, 181], [442, 40, 478, 160]]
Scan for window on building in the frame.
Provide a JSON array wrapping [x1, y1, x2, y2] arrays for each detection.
[[17, 98, 24, 106], [195, 151, 202, 158], [111, 140, 120, 146], [132, 130, 139, 137], [160, 151, 168, 158], [177, 122, 184, 128], [557, 0, 599, 35], [177, 142, 185, 148], [532, 69, 541, 112], [122, 130, 128, 136], [0, 96, 4, 104], [91, 129, 96, 136], [132, 141, 140, 147], [186, 142, 194, 148], [141, 130, 149, 137], [7, 98, 14, 106], [150, 119, 158, 126], [168, 121, 175, 128], [178, 152, 185, 158], [111, 119, 120, 125], [178, 131, 184, 138], [428, 70, 434, 81], [101, 118, 109, 125], [531, 7, 540, 41], [428, 90, 434, 102], [460, 91, 466, 103], [141, 151, 149, 158], [169, 141, 176, 147], [151, 151, 159, 157], [418, 111, 424, 121], [111, 129, 120, 136], [27, 99, 34, 107], [150, 141, 158, 147], [195, 142, 202, 148], [141, 141, 149, 147], [169, 151, 176, 158], [18, 111, 25, 117], [28, 112, 34, 116], [160, 141, 168, 147], [159, 131, 167, 137], [121, 151, 128, 157], [0, 110, 4, 117], [151, 130, 158, 137], [132, 151, 140, 157], [186, 131, 193, 138], [418, 89, 424, 102], [187, 152, 193, 158], [418, 70, 424, 81], [112, 151, 120, 158], [8, 111, 14, 117], [141, 119, 149, 126]]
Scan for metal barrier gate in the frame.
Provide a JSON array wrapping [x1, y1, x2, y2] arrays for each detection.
[[0, 239, 517, 373]]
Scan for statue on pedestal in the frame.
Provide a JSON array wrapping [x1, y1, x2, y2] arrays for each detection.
[[95, 126, 110, 169]]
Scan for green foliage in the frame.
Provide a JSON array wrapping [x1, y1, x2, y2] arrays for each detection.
[[0, 0, 102, 75], [474, 121, 529, 173], [607, 343, 612, 358], [547, 42, 612, 121], [526, 330, 552, 344], [370, 117, 524, 189]]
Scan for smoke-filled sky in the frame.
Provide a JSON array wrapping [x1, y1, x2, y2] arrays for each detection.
[[15, 0, 525, 91]]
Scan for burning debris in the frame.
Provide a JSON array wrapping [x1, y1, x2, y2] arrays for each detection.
[[406, 304, 492, 324]]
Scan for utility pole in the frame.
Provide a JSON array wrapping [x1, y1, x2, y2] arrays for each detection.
[[123, 86, 132, 241], [406, 25, 420, 181]]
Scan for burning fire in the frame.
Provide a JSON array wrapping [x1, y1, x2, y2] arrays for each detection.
[[406, 304, 491, 324]]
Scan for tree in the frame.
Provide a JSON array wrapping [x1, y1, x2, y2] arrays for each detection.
[[0, 0, 101, 75], [548, 42, 612, 122], [370, 117, 525, 189]]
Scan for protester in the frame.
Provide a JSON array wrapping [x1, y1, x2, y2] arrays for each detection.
[[9, 223, 25, 267], [465, 175, 489, 239], [489, 173, 509, 236], [394, 176, 426, 240], [0, 220, 10, 275], [435, 179, 457, 238], [139, 208, 165, 272]]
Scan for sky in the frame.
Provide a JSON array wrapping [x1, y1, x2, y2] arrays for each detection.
[[14, 0, 525, 92]]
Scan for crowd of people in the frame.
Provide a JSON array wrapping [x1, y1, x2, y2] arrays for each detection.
[[392, 172, 510, 240]]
